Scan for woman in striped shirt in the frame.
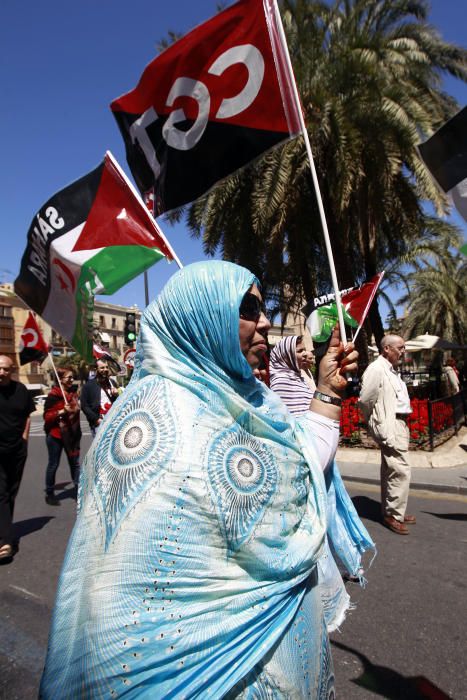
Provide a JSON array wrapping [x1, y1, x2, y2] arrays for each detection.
[[269, 335, 315, 415]]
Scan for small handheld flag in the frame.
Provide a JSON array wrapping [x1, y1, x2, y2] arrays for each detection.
[[110, 0, 301, 213], [15, 152, 178, 361], [92, 343, 126, 376], [19, 312, 49, 365], [304, 273, 384, 343], [418, 106, 467, 222]]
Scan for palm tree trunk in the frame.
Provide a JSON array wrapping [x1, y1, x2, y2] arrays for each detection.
[[369, 303, 385, 348]]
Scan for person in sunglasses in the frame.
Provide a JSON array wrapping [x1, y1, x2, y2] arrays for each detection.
[[41, 261, 373, 699], [43, 367, 81, 505]]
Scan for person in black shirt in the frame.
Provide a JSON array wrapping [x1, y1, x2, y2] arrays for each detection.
[[0, 355, 35, 562]]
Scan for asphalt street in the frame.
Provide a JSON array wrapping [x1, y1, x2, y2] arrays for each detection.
[[1, 415, 466, 699]]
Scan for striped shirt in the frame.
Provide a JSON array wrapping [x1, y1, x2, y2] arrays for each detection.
[[269, 336, 314, 416]]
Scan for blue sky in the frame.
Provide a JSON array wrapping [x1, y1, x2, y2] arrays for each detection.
[[1, 0, 465, 314]]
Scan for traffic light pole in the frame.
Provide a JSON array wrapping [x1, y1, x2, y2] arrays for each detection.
[[144, 270, 150, 307]]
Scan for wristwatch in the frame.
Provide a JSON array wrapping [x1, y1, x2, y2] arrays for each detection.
[[314, 390, 342, 407]]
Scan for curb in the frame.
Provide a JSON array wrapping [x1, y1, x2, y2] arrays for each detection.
[[343, 475, 467, 497]]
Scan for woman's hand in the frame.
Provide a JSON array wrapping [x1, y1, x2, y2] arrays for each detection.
[[317, 325, 358, 398]]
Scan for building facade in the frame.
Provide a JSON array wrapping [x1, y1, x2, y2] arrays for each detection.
[[0, 283, 141, 390]]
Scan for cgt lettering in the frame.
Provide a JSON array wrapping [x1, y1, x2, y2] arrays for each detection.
[[130, 44, 265, 179]]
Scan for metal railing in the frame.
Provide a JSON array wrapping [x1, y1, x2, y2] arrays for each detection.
[[339, 389, 466, 451]]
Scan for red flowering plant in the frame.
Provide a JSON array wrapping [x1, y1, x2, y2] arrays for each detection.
[[406, 398, 429, 445], [339, 397, 364, 444], [407, 398, 455, 445], [431, 400, 455, 433], [339, 396, 455, 448]]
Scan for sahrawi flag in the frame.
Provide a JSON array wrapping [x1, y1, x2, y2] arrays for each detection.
[[14, 151, 174, 361], [19, 312, 49, 365], [304, 273, 384, 343], [418, 106, 467, 222], [110, 0, 301, 213]]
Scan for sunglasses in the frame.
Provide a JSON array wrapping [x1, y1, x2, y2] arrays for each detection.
[[239, 292, 266, 322]]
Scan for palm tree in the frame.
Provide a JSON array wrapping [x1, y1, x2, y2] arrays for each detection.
[[178, 0, 466, 339], [397, 253, 466, 344], [375, 218, 463, 325]]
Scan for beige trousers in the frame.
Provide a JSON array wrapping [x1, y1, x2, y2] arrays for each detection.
[[380, 419, 411, 522]]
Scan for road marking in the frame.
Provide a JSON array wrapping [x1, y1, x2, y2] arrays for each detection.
[[9, 585, 42, 601], [29, 422, 91, 437]]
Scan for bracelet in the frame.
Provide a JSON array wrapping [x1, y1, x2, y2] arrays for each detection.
[[314, 390, 342, 407]]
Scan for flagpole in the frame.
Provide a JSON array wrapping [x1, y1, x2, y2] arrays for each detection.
[[270, 0, 347, 345], [48, 351, 68, 404], [352, 272, 385, 344], [106, 151, 184, 270]]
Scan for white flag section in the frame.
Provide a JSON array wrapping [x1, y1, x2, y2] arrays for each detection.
[[15, 152, 179, 360], [418, 106, 467, 223], [42, 221, 91, 348], [451, 177, 467, 222]]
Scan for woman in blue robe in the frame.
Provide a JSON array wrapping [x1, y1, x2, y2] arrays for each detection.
[[40, 261, 373, 699]]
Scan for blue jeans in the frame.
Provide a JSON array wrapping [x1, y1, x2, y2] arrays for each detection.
[[45, 434, 80, 495]]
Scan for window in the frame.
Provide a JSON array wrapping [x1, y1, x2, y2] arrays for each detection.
[[99, 315, 105, 327], [111, 317, 117, 329], [0, 306, 13, 319], [0, 327, 14, 342]]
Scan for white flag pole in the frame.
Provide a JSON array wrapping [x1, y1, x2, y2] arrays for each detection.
[[105, 151, 184, 270], [270, 0, 347, 345], [48, 351, 68, 404]]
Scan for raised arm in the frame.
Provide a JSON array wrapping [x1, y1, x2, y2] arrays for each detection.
[[310, 325, 358, 421]]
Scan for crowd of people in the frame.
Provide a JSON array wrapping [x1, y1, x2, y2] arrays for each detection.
[[0, 263, 463, 696], [0, 355, 121, 557]]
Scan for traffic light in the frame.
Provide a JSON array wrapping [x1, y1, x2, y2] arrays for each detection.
[[124, 312, 137, 346]]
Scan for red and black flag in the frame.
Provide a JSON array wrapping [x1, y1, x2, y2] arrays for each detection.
[[19, 312, 49, 365], [418, 106, 467, 222], [110, 0, 301, 213]]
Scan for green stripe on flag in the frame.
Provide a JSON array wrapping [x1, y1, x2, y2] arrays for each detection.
[[71, 244, 166, 359], [81, 245, 165, 295]]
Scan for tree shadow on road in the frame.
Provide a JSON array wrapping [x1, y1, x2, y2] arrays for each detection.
[[421, 511, 467, 521], [351, 495, 381, 523], [332, 639, 451, 699], [13, 516, 55, 541]]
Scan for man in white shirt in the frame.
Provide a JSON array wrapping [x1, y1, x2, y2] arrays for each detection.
[[359, 335, 415, 535]]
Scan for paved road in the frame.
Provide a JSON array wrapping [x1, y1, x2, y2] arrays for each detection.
[[330, 482, 467, 699], [1, 418, 466, 699]]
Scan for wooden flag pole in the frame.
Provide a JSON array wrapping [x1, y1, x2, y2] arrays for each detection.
[[270, 0, 347, 345]]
